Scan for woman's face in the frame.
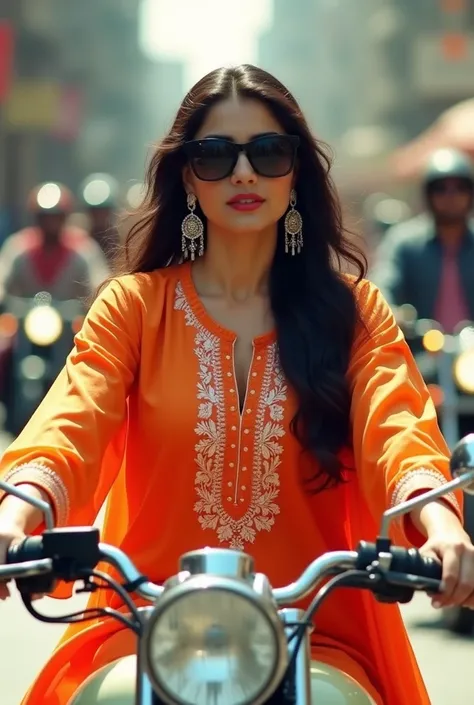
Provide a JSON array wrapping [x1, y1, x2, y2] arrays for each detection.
[[183, 97, 295, 236]]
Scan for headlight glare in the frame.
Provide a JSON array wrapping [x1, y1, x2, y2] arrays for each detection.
[[143, 576, 287, 705], [24, 306, 63, 346], [454, 350, 474, 394]]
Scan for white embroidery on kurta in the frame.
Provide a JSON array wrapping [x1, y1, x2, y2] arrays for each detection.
[[391, 466, 460, 514], [174, 281, 286, 549], [2, 462, 69, 525]]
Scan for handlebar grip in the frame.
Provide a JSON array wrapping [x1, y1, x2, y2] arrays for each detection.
[[357, 542, 442, 582], [417, 555, 442, 581], [6, 536, 44, 564], [390, 546, 442, 581]]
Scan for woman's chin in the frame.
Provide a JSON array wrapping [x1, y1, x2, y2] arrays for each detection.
[[223, 212, 274, 234]]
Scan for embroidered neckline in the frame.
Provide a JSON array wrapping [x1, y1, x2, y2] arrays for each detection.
[[179, 261, 276, 347], [174, 280, 286, 550]]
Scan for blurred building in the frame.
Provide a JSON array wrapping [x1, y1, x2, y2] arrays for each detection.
[[258, 0, 380, 142], [258, 0, 320, 131], [258, 0, 474, 197], [371, 0, 474, 136], [0, 0, 185, 235]]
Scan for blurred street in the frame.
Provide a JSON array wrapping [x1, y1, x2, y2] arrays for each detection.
[[402, 596, 474, 704]]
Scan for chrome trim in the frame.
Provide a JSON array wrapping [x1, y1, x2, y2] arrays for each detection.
[[0, 558, 53, 580], [273, 551, 358, 605], [0, 480, 55, 530], [379, 470, 474, 540], [98, 544, 164, 601], [141, 574, 288, 705], [179, 547, 254, 579]]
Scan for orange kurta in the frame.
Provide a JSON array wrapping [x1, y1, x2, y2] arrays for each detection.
[[0, 261, 462, 704]]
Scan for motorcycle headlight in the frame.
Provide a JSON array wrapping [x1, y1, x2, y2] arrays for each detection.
[[453, 350, 474, 394], [143, 575, 287, 705], [24, 306, 63, 346]]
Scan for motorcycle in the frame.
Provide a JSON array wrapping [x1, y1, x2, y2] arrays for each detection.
[[0, 292, 84, 435], [399, 305, 474, 634], [2, 435, 474, 704], [398, 305, 474, 448]]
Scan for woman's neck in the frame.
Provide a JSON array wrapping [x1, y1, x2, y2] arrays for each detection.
[[192, 228, 277, 302]]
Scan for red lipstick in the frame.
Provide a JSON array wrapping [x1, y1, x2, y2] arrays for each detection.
[[227, 193, 265, 212]]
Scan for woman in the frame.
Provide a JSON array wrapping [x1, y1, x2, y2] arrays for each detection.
[[0, 64, 473, 704]]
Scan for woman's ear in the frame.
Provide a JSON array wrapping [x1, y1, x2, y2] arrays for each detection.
[[182, 165, 194, 195], [291, 161, 299, 189]]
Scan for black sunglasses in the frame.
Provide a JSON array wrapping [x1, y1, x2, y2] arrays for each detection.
[[183, 134, 300, 181], [429, 179, 473, 194]]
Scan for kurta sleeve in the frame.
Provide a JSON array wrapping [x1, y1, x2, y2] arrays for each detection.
[[0, 275, 142, 525], [348, 278, 463, 546]]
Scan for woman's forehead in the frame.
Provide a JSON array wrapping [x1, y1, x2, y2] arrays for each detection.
[[195, 97, 284, 141]]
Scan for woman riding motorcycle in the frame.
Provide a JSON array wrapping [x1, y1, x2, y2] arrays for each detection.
[[0, 65, 473, 705]]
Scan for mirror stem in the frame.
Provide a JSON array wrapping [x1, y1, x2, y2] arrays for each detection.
[[379, 470, 474, 541]]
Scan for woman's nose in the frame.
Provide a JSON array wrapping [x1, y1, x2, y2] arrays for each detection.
[[230, 152, 257, 184]]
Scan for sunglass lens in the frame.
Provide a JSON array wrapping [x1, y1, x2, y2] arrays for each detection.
[[248, 136, 295, 177], [430, 179, 472, 194], [191, 141, 236, 181]]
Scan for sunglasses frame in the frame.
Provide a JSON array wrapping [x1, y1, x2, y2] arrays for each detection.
[[428, 178, 473, 194], [183, 134, 300, 181]]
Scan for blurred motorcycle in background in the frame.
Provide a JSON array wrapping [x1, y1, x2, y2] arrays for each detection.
[[398, 304, 474, 634], [0, 292, 84, 436]]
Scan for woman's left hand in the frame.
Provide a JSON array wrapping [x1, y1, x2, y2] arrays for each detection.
[[420, 529, 474, 609]]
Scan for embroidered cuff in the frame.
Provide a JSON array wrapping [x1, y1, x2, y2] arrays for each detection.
[[390, 467, 461, 517], [0, 462, 69, 526]]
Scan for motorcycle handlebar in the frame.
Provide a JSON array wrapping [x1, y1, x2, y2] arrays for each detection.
[[98, 544, 164, 601], [0, 557, 53, 581], [356, 541, 442, 581], [3, 535, 442, 603]]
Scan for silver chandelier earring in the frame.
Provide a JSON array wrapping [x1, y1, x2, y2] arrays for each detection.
[[284, 189, 303, 256], [181, 193, 204, 260]]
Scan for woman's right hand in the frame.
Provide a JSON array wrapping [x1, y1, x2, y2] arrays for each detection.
[[0, 522, 26, 600], [0, 484, 51, 600]]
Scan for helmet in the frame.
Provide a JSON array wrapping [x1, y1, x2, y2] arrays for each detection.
[[423, 149, 474, 188], [27, 182, 74, 215], [80, 173, 119, 210]]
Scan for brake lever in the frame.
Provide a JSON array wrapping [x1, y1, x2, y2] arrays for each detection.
[[363, 563, 442, 604]]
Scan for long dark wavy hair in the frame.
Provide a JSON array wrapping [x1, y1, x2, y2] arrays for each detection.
[[114, 64, 368, 491]]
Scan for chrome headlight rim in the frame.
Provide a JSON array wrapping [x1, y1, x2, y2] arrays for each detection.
[[141, 574, 288, 705], [23, 305, 63, 346]]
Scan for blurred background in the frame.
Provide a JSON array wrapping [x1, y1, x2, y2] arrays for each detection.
[[0, 0, 473, 240], [1, 1, 474, 703]]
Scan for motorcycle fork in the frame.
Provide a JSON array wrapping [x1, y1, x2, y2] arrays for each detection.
[[134, 607, 313, 705], [135, 668, 155, 705], [135, 607, 156, 705], [280, 608, 313, 705]]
